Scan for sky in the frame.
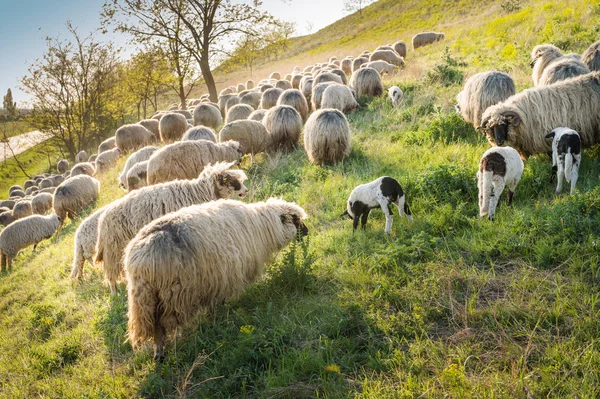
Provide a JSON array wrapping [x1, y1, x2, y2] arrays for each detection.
[[0, 0, 346, 106]]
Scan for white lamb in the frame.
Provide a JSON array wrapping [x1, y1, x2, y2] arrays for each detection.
[[545, 127, 581, 194], [388, 86, 403, 108]]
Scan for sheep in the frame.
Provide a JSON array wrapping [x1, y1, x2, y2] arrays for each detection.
[[38, 187, 56, 195], [88, 154, 97, 163], [304, 109, 351, 165], [246, 80, 255, 89], [12, 201, 33, 220], [219, 87, 234, 97], [174, 109, 193, 120], [349, 67, 384, 98], [341, 57, 354, 75], [375, 45, 395, 52], [545, 127, 581, 195], [159, 112, 188, 143], [311, 82, 338, 111], [277, 89, 309, 122], [96, 161, 248, 294], [126, 161, 149, 192], [115, 124, 155, 153], [51, 175, 64, 187], [263, 105, 303, 152], [219, 120, 270, 157], [193, 103, 223, 129], [240, 92, 261, 109], [0, 200, 15, 210], [225, 96, 241, 114], [480, 72, 600, 158], [581, 40, 600, 71], [369, 50, 404, 67], [146, 140, 242, 184], [76, 150, 88, 164], [362, 60, 398, 76], [538, 58, 590, 86], [249, 109, 268, 122], [182, 126, 217, 142], [477, 146, 523, 221], [321, 84, 359, 113], [118, 146, 158, 189], [39, 178, 54, 190], [269, 72, 281, 80], [94, 148, 121, 174], [0, 214, 61, 271], [412, 32, 445, 49], [98, 136, 117, 154], [0, 211, 15, 227], [57, 159, 69, 174], [70, 207, 106, 280], [138, 119, 160, 137], [340, 176, 412, 234], [225, 104, 254, 123], [124, 197, 307, 360], [70, 162, 95, 177], [276, 80, 293, 90], [259, 84, 274, 92], [530, 44, 563, 86], [31, 193, 53, 215], [456, 71, 516, 129], [53, 175, 100, 221], [388, 86, 404, 108], [393, 41, 407, 58], [313, 72, 343, 86], [291, 74, 304, 89], [329, 69, 348, 85], [300, 77, 314, 102], [260, 88, 283, 110], [8, 185, 23, 196], [151, 112, 165, 121], [25, 186, 39, 196], [236, 83, 246, 92]]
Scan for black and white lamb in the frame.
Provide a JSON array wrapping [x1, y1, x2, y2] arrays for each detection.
[[545, 127, 581, 195]]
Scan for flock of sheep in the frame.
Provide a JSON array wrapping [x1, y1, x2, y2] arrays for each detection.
[[0, 28, 599, 360]]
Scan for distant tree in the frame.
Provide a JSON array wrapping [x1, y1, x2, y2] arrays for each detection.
[[230, 34, 265, 77], [2, 89, 18, 120], [305, 21, 314, 35], [343, 0, 374, 16]]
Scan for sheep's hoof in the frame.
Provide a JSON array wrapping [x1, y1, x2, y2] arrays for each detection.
[[488, 216, 495, 221], [153, 353, 165, 363]]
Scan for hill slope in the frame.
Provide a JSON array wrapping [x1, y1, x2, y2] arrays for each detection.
[[2, 0, 600, 397]]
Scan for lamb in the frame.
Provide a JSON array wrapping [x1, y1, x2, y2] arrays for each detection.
[[263, 105, 303, 152], [260, 88, 283, 110], [321, 84, 359, 113], [12, 201, 33, 220], [146, 140, 242, 184], [57, 159, 69, 174], [538, 58, 590, 86], [70, 162, 95, 177], [219, 120, 270, 157], [159, 112, 188, 143], [53, 175, 100, 221], [369, 50, 404, 68], [94, 147, 121, 174], [115, 124, 155, 152], [240, 92, 262, 109], [138, 119, 160, 136], [456, 71, 515, 129], [412, 32, 445, 49], [277, 89, 309, 122], [182, 126, 217, 142], [349, 67, 384, 98], [249, 109, 268, 122], [96, 162, 248, 294], [70, 207, 106, 280], [76, 150, 88, 164], [303, 109, 351, 165], [98, 136, 117, 154], [480, 72, 600, 158], [126, 161, 149, 192], [477, 146, 523, 221], [388, 86, 404, 108], [393, 41, 407, 58], [193, 103, 223, 129], [545, 127, 581, 194], [31, 192, 53, 214], [124, 198, 307, 360], [582, 40, 600, 71], [0, 214, 61, 271], [118, 146, 158, 189], [340, 176, 412, 234], [225, 104, 254, 123]]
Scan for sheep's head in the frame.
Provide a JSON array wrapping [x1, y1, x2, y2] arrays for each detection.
[[215, 168, 248, 198], [267, 198, 308, 239], [530, 44, 562, 68], [480, 110, 521, 146]]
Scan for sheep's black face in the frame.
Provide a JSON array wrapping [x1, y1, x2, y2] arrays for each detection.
[[529, 58, 537, 68], [494, 123, 509, 146]]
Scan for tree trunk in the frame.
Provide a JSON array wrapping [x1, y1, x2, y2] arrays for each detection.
[[178, 76, 186, 109], [199, 57, 217, 102]]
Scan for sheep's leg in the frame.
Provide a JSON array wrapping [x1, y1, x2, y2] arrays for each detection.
[[109, 280, 117, 295], [379, 200, 393, 234], [360, 209, 370, 229], [556, 160, 565, 194], [488, 178, 505, 221], [0, 253, 5, 272], [477, 171, 483, 210], [570, 167, 579, 195], [507, 190, 514, 206], [550, 165, 557, 183], [507, 178, 520, 206], [7, 257, 12, 270], [32, 243, 38, 252], [153, 322, 166, 362], [352, 213, 361, 232]]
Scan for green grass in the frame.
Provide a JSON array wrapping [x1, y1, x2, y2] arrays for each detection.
[[2, 0, 600, 397], [0, 143, 56, 197], [0, 121, 33, 139]]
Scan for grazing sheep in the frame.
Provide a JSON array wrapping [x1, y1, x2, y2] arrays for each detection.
[[193, 103, 223, 129], [38, 187, 56, 195], [76, 150, 88, 164], [260, 88, 284, 110], [412, 32, 445, 49], [57, 159, 69, 174], [8, 185, 23, 196], [97, 162, 248, 293], [115, 124, 155, 153], [304, 109, 351, 165], [349, 67, 384, 98], [263, 105, 303, 152], [480, 72, 600, 158], [151, 112, 165, 121], [388, 86, 404, 108], [158, 112, 188, 143], [341, 57, 354, 75], [369, 50, 404, 67], [126, 161, 149, 192], [277, 89, 309, 122], [53, 175, 100, 221], [225, 103, 254, 123], [70, 207, 106, 280], [25, 186, 39, 196], [276, 80, 293, 90], [246, 80, 255, 89], [70, 162, 95, 177], [219, 120, 270, 157], [219, 87, 234, 97], [259, 84, 274, 92], [341, 176, 412, 234], [530, 44, 564, 86], [147, 140, 242, 184], [0, 200, 15, 210], [236, 83, 246, 92], [538, 58, 590, 86], [51, 175, 64, 187], [582, 40, 600, 71], [182, 126, 217, 142], [456, 71, 516, 129], [0, 211, 15, 227], [138, 119, 160, 136], [249, 109, 268, 122], [269, 72, 281, 80], [362, 60, 398, 76], [174, 109, 193, 120], [284, 74, 293, 82], [118, 146, 158, 189], [98, 136, 117, 154], [124, 198, 307, 359], [329, 69, 348, 85], [312, 82, 338, 111], [240, 92, 262, 109], [31, 193, 53, 215], [0, 214, 61, 271], [88, 154, 97, 163], [321, 84, 359, 113], [477, 146, 523, 221], [393, 41, 407, 58], [23, 180, 35, 190], [94, 148, 121, 174], [313, 72, 343, 86], [300, 77, 314, 102], [225, 96, 241, 114], [291, 74, 304, 89], [12, 201, 33, 220], [39, 179, 54, 190], [545, 127, 581, 194]]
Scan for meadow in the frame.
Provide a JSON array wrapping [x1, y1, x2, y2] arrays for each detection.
[[1, 0, 600, 397]]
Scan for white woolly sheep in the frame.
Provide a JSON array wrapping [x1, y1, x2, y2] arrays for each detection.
[[13, 201, 33, 220], [321, 84, 359, 113], [182, 126, 217, 142], [118, 146, 158, 189], [311, 82, 338, 111], [304, 108, 351, 165], [124, 198, 307, 359], [477, 146, 523, 221], [349, 67, 384, 98], [57, 159, 69, 174], [70, 207, 106, 280], [159, 112, 188, 143], [393, 41, 407, 58], [23, 180, 35, 190], [219, 87, 234, 97], [341, 57, 354, 75], [249, 109, 268, 122], [70, 162, 95, 177], [362, 60, 398, 76], [340, 176, 412, 234], [300, 77, 314, 102], [225, 96, 241, 114], [582, 40, 600, 71], [38, 187, 56, 195], [260, 88, 284, 110], [219, 120, 270, 157], [263, 105, 303, 152], [96, 162, 248, 294], [291, 74, 304, 89], [388, 86, 404, 108], [126, 161, 149, 192], [53, 175, 100, 221], [8, 185, 23, 196], [538, 57, 590, 86], [25, 186, 39, 196], [225, 103, 254, 123], [236, 83, 246, 92], [94, 148, 121, 174], [88, 154, 97, 163], [313, 72, 343, 86], [0, 214, 61, 271], [277, 89, 309, 122], [269, 72, 281, 80], [39, 179, 54, 189], [115, 124, 155, 152], [76, 150, 88, 164], [31, 192, 53, 215], [139, 119, 160, 136], [240, 92, 262, 109], [246, 80, 255, 89], [529, 45, 582, 86], [193, 103, 223, 129], [412, 32, 445, 49], [174, 109, 193, 120], [545, 127, 581, 195], [98, 136, 116, 154], [369, 50, 404, 68], [276, 80, 293, 90], [51, 175, 64, 187], [0, 200, 15, 210], [0, 211, 15, 227]]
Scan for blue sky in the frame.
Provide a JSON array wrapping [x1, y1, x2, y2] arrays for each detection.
[[0, 0, 345, 105]]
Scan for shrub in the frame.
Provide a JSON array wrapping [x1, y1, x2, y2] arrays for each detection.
[[426, 48, 467, 87]]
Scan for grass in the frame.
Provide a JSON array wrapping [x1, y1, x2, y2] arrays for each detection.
[[0, 143, 55, 197], [2, 0, 600, 397], [0, 121, 33, 139]]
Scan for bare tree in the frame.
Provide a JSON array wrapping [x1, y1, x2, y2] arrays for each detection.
[[343, 0, 374, 16]]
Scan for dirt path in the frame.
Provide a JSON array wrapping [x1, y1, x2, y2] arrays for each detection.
[[0, 131, 52, 163]]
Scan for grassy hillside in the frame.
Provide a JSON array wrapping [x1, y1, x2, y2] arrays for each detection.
[[2, 0, 600, 397]]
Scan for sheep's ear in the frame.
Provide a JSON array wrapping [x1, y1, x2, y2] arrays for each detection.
[[217, 174, 228, 185], [545, 132, 555, 139], [479, 116, 490, 129], [503, 111, 521, 126]]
